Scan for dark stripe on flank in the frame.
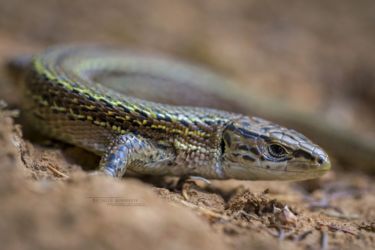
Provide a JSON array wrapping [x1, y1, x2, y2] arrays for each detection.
[[180, 120, 190, 127], [84, 93, 97, 102], [204, 120, 214, 126], [156, 114, 172, 123], [163, 115, 172, 122], [119, 105, 131, 113], [133, 109, 148, 118]]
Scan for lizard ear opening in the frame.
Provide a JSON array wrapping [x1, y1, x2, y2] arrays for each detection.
[[220, 138, 226, 155]]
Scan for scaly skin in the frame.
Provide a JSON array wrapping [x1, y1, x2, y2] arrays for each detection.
[[18, 45, 330, 180]]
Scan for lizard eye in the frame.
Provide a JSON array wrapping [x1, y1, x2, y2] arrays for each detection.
[[268, 144, 287, 158]]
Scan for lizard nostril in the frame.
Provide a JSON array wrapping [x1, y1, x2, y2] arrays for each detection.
[[317, 155, 331, 171], [317, 157, 324, 165]]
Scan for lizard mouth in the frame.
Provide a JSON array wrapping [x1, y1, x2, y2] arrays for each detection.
[[223, 162, 330, 180]]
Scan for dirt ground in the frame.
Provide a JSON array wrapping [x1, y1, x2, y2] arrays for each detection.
[[0, 1, 374, 250]]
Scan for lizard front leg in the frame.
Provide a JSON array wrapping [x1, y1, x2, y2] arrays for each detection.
[[99, 133, 174, 177]]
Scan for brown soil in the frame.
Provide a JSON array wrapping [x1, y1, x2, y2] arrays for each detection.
[[0, 1, 374, 250]]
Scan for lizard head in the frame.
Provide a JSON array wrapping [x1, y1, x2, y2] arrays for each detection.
[[220, 116, 331, 180]]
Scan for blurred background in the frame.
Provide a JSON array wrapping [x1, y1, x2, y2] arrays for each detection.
[[0, 1, 374, 250]]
